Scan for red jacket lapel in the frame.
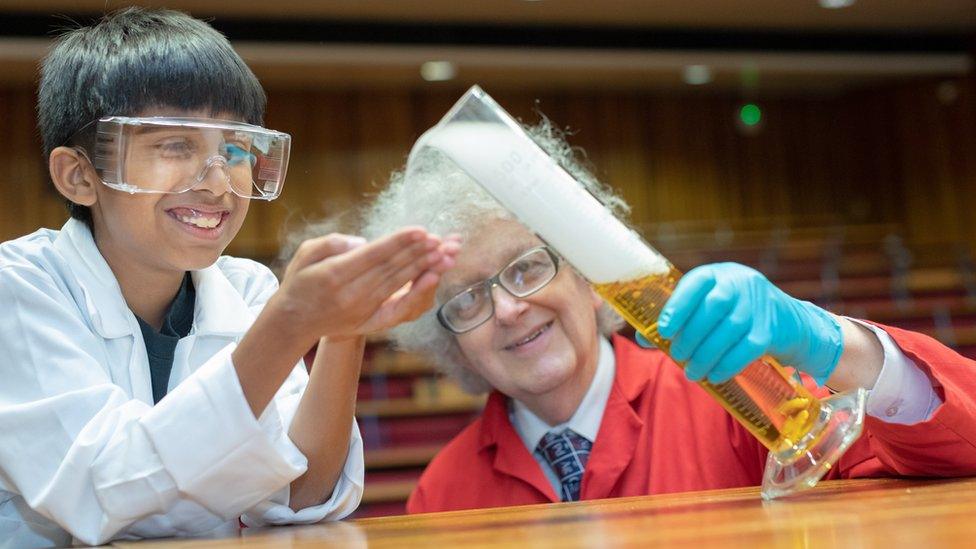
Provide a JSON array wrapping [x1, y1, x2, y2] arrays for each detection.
[[479, 391, 560, 502], [580, 334, 649, 499]]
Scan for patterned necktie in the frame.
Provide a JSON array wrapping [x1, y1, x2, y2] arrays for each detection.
[[536, 428, 593, 502]]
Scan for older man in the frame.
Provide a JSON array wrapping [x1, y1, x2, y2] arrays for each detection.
[[359, 121, 976, 513]]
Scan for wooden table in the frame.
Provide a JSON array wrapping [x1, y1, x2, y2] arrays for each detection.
[[118, 477, 976, 547]]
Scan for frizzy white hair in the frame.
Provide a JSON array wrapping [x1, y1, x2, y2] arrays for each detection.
[[359, 117, 629, 394]]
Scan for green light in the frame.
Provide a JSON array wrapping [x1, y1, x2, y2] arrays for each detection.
[[739, 104, 762, 126]]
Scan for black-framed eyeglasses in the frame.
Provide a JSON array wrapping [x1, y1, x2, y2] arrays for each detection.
[[436, 246, 560, 334]]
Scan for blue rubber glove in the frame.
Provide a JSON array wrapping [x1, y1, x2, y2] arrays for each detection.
[[645, 262, 843, 385]]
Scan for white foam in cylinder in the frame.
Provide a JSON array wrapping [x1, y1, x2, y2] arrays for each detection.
[[410, 120, 668, 284]]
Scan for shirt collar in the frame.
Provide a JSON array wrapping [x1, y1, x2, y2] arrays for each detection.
[[510, 336, 616, 451]]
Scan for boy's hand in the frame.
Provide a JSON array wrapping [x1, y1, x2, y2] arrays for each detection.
[[273, 227, 459, 343]]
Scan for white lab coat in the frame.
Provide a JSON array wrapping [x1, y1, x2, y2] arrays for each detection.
[[0, 219, 364, 547]]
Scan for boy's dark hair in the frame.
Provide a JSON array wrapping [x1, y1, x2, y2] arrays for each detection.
[[37, 7, 267, 228]]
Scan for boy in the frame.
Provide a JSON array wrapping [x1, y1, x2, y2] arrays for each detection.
[[0, 8, 457, 547]]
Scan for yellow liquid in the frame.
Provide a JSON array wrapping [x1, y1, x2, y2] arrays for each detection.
[[594, 264, 820, 455]]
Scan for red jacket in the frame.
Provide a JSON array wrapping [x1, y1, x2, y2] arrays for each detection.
[[407, 326, 976, 513]]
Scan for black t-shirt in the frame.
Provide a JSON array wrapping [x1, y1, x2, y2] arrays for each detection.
[[135, 273, 196, 404]]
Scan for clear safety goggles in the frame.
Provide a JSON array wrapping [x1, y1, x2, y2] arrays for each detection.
[[76, 116, 291, 200]]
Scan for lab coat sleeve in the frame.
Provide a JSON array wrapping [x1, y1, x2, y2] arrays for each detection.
[[241, 399, 365, 525], [235, 261, 365, 524], [0, 264, 308, 545]]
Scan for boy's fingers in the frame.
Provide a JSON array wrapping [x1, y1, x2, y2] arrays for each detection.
[[429, 253, 457, 275], [359, 235, 440, 285], [438, 239, 462, 257], [347, 232, 446, 290], [315, 237, 435, 310], [420, 239, 460, 275], [348, 233, 456, 315], [309, 233, 431, 293], [363, 247, 442, 304], [384, 271, 442, 324], [295, 229, 449, 315], [329, 227, 430, 280], [408, 270, 442, 304], [289, 234, 366, 273]]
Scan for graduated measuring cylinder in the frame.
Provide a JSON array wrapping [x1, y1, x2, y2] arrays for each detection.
[[405, 85, 866, 499]]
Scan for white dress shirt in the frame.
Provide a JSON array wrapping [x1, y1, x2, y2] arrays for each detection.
[[511, 329, 942, 498], [511, 337, 617, 496], [0, 219, 364, 547]]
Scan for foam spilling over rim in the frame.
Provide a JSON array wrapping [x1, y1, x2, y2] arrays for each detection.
[[406, 121, 669, 284]]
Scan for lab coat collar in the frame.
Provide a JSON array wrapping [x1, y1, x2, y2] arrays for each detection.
[[191, 263, 253, 337], [53, 218, 254, 340], [53, 219, 132, 339]]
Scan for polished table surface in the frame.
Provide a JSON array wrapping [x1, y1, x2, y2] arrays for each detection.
[[117, 477, 976, 548]]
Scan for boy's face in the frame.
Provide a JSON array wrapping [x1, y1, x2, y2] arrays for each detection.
[[86, 108, 251, 275]]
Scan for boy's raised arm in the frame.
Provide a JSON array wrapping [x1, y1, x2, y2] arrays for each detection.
[[233, 227, 458, 513]]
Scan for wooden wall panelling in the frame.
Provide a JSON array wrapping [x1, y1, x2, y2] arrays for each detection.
[[643, 94, 685, 224], [840, 90, 903, 227], [948, 76, 974, 249], [250, 89, 319, 259], [355, 90, 418, 199], [893, 81, 961, 243], [2, 78, 975, 254], [4, 89, 42, 238], [923, 80, 963, 242], [780, 99, 831, 222], [712, 94, 749, 228], [0, 88, 20, 239], [300, 90, 365, 216], [743, 97, 793, 221], [413, 89, 460, 131], [594, 94, 657, 226], [257, 90, 363, 258], [561, 94, 630, 223], [559, 94, 604, 156], [937, 76, 976, 251], [685, 95, 727, 224], [726, 95, 762, 221]]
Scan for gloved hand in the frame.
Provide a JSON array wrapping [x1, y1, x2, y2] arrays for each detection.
[[639, 262, 843, 385]]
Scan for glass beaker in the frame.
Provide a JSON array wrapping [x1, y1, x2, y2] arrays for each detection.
[[406, 85, 866, 499]]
